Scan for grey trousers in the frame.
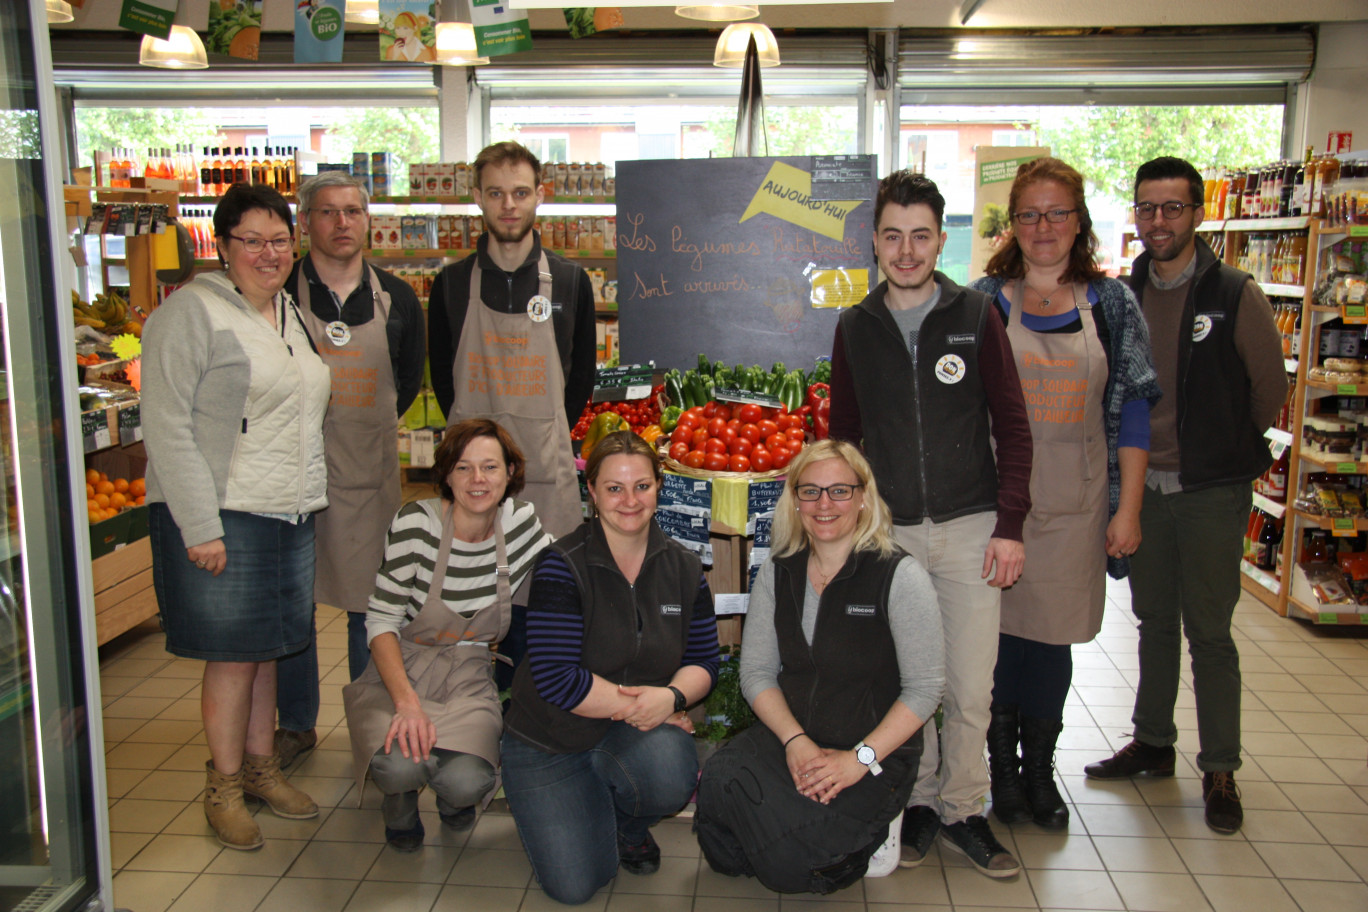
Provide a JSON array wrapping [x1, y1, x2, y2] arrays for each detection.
[[370, 747, 495, 830]]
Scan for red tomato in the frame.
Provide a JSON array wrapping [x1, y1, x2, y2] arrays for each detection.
[[750, 446, 773, 472], [740, 423, 761, 444], [785, 427, 805, 443], [728, 454, 751, 473], [677, 413, 700, 433], [770, 446, 793, 469], [765, 432, 788, 452], [760, 406, 778, 421], [669, 442, 689, 462], [706, 417, 727, 439], [704, 452, 730, 472], [720, 426, 739, 445], [737, 403, 763, 424], [756, 419, 779, 439], [686, 406, 706, 421], [704, 437, 728, 456], [684, 450, 707, 469], [702, 401, 717, 419], [692, 428, 709, 448], [788, 436, 804, 454], [670, 426, 693, 446], [728, 437, 753, 457], [714, 404, 733, 423], [775, 414, 798, 432]]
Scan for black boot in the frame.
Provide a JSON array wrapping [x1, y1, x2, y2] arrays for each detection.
[[987, 703, 1030, 825], [1020, 716, 1068, 830]]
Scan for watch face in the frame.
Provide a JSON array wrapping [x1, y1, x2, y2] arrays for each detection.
[[857, 745, 876, 765]]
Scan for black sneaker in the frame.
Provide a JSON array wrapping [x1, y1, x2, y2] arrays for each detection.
[[273, 728, 317, 767], [385, 820, 425, 853], [940, 815, 1021, 879], [898, 805, 941, 868], [440, 806, 477, 832], [618, 831, 661, 875], [1202, 771, 1243, 834], [1083, 739, 1176, 780]]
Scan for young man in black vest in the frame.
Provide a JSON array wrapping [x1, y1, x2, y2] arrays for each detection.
[[829, 172, 1033, 878], [1085, 157, 1286, 835]]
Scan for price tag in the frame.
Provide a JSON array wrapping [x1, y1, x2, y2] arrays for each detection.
[[1337, 462, 1359, 474], [1343, 304, 1368, 324], [1268, 439, 1289, 460], [713, 593, 749, 615], [1338, 384, 1360, 395], [593, 364, 655, 401], [81, 409, 111, 453], [118, 402, 142, 443], [714, 386, 783, 409], [1331, 517, 1357, 536]]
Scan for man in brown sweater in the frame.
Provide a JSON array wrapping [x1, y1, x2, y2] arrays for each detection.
[[1085, 157, 1287, 835]]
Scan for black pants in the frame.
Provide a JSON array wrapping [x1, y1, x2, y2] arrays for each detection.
[[695, 724, 921, 895]]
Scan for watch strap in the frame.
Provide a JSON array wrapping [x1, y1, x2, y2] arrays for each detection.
[[854, 740, 883, 776], [667, 685, 687, 713]]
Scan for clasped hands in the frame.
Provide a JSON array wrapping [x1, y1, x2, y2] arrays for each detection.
[[785, 735, 866, 804], [611, 684, 694, 734]]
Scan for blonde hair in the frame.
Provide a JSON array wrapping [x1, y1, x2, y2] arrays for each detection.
[[770, 439, 899, 559]]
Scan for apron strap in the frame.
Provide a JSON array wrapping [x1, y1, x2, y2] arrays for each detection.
[[491, 516, 514, 666]]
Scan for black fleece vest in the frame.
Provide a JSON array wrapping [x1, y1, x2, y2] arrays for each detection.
[[505, 520, 702, 754], [773, 549, 906, 752]]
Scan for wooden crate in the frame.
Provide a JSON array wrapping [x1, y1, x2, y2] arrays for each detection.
[[92, 536, 158, 645]]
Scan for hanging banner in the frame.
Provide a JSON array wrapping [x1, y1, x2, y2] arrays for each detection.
[[471, 0, 533, 58], [969, 146, 1050, 281], [118, 0, 176, 39], [205, 0, 262, 60], [294, 0, 347, 63], [379, 1, 436, 62], [563, 8, 623, 39]]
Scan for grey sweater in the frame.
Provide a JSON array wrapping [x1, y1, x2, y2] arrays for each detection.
[[740, 553, 945, 724], [142, 272, 331, 548]]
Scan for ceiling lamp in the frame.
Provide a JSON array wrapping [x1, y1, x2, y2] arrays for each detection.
[[46, 0, 74, 23], [675, 2, 758, 21], [433, 21, 490, 66], [345, 0, 380, 24], [139, 26, 209, 70], [714, 22, 779, 68]]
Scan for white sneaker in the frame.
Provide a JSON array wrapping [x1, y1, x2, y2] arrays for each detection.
[[865, 811, 902, 878]]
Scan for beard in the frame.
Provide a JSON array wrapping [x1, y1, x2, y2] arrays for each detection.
[[484, 211, 536, 245]]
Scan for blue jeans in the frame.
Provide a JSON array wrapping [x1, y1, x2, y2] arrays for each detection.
[[277, 609, 371, 732], [501, 722, 698, 906]]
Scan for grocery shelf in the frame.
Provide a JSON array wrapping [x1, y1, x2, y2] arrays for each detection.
[[1287, 594, 1368, 625], [1251, 492, 1286, 518], [1297, 451, 1368, 474], [1260, 283, 1305, 299], [1225, 216, 1311, 232], [1290, 506, 1368, 535]]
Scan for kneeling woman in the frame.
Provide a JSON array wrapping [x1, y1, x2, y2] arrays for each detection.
[[695, 440, 944, 894], [502, 431, 719, 906], [343, 420, 552, 851]]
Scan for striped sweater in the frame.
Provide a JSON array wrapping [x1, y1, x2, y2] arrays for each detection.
[[365, 497, 553, 644]]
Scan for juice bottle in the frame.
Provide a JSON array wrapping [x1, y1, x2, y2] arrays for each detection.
[[234, 148, 247, 185], [1214, 171, 1230, 220], [1243, 168, 1260, 220], [210, 148, 223, 196], [1203, 167, 1217, 211], [1310, 155, 1327, 219], [1225, 170, 1245, 220], [250, 147, 262, 185], [200, 147, 212, 196]]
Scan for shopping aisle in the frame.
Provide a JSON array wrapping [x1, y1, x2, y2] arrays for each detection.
[[98, 579, 1368, 912]]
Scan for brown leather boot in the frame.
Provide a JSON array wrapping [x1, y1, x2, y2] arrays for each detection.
[[242, 752, 319, 819], [204, 761, 264, 851]]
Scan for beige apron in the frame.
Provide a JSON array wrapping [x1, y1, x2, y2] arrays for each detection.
[[299, 264, 402, 612], [342, 503, 512, 804], [1001, 284, 1110, 645], [449, 255, 582, 538]]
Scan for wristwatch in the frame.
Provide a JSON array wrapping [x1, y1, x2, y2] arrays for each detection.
[[667, 685, 687, 713], [854, 741, 883, 776]]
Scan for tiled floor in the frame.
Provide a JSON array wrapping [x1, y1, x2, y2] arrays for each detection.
[[99, 578, 1368, 911]]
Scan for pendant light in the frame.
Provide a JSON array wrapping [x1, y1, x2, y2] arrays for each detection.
[[139, 26, 209, 70], [675, 2, 758, 21], [46, 0, 74, 24], [345, 0, 380, 24], [433, 21, 490, 66], [714, 22, 779, 68]]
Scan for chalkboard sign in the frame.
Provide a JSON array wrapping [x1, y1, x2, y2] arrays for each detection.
[[616, 156, 877, 372]]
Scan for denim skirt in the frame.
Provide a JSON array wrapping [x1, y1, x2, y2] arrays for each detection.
[[150, 503, 315, 662]]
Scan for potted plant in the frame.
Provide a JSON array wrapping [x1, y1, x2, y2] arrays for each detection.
[[695, 645, 756, 759]]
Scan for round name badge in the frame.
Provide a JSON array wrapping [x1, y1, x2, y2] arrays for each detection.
[[325, 320, 352, 346], [527, 295, 552, 323], [1192, 314, 1213, 342], [934, 354, 967, 384]]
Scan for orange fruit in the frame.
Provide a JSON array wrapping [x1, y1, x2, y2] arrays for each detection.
[[109, 492, 126, 509], [95, 480, 114, 495], [94, 493, 110, 508], [88, 510, 101, 524], [129, 478, 146, 497], [113, 478, 130, 494], [134, 495, 145, 506], [86, 483, 95, 498], [98, 471, 108, 483], [103, 508, 117, 520], [87, 498, 99, 512], [85, 468, 100, 485]]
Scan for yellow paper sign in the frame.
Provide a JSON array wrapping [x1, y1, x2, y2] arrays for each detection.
[[740, 162, 860, 241], [809, 268, 869, 309]]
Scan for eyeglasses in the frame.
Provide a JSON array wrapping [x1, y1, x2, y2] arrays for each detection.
[[310, 207, 367, 221], [1011, 208, 1079, 225], [794, 483, 864, 502], [1133, 201, 1201, 221], [225, 235, 294, 254]]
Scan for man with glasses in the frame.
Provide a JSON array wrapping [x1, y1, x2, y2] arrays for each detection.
[[275, 170, 427, 766], [829, 171, 1032, 878], [1084, 157, 1286, 834]]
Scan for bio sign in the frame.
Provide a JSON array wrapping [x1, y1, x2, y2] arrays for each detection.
[[294, 0, 347, 63]]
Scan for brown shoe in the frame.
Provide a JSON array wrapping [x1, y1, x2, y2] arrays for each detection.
[[273, 728, 317, 767], [1202, 771, 1243, 834], [204, 761, 263, 851], [242, 752, 319, 819]]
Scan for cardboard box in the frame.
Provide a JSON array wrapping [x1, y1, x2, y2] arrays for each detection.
[[408, 162, 427, 196]]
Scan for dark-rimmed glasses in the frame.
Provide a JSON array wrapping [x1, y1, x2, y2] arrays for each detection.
[[1011, 208, 1078, 225], [225, 235, 294, 254], [1133, 201, 1201, 221], [794, 483, 864, 502]]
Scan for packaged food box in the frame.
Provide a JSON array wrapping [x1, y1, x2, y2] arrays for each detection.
[[454, 163, 470, 197], [408, 162, 427, 195]]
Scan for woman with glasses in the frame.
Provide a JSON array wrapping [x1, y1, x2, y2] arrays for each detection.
[[969, 158, 1161, 830], [142, 182, 330, 851], [501, 430, 719, 905], [695, 440, 943, 894]]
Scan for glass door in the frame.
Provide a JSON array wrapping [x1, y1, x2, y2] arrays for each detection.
[[0, 2, 109, 910]]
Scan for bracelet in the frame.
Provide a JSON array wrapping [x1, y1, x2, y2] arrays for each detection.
[[783, 732, 807, 749]]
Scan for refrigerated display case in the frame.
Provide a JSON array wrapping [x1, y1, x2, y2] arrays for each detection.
[[0, 2, 113, 910]]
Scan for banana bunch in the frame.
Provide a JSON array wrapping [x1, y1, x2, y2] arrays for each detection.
[[72, 289, 136, 334]]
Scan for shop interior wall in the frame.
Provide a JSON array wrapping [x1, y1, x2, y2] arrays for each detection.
[[1298, 20, 1368, 154]]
